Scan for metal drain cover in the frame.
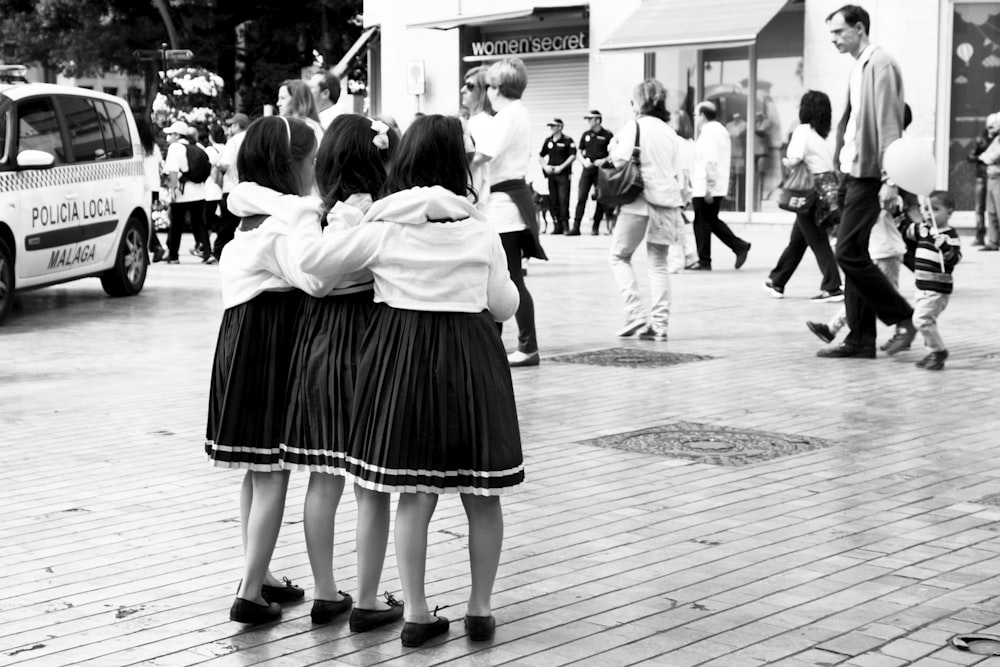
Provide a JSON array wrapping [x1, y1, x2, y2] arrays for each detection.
[[951, 634, 1000, 655], [579, 421, 835, 466], [548, 347, 713, 368]]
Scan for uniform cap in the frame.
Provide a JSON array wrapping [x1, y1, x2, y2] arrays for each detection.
[[583, 110, 602, 118], [546, 118, 564, 126], [164, 120, 190, 136], [226, 113, 250, 129]]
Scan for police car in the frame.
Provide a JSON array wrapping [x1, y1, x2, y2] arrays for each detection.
[[0, 77, 151, 324]]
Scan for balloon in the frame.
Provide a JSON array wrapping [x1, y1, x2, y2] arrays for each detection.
[[957, 42, 974, 66], [883, 136, 936, 196]]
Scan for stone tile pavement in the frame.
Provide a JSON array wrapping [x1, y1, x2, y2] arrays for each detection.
[[2, 222, 1000, 666]]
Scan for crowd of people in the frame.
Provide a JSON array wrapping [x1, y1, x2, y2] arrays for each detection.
[[141, 0, 987, 650]]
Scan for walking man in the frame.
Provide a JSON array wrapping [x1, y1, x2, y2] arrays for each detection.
[[817, 4, 917, 358], [573, 110, 614, 235], [539, 118, 575, 235], [212, 113, 250, 260], [688, 101, 751, 271]]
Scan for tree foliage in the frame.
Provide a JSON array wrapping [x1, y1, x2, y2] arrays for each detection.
[[0, 0, 365, 113]]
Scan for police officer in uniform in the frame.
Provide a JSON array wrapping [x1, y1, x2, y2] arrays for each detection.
[[574, 110, 614, 236], [539, 118, 576, 235]]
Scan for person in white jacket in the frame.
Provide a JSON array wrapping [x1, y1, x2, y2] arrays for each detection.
[[206, 116, 326, 626], [608, 79, 685, 342], [275, 114, 520, 647]]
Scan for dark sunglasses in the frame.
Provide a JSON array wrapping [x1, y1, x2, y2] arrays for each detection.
[[463, 81, 479, 91]]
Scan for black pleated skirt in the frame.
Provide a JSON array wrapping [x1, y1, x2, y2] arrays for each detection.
[[282, 289, 376, 472], [205, 290, 304, 470], [345, 305, 524, 495]]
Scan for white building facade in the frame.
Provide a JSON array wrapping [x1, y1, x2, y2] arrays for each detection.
[[363, 0, 999, 220]]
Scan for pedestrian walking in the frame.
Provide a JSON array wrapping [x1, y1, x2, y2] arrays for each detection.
[[764, 90, 843, 301], [817, 4, 916, 359], [162, 120, 212, 264], [608, 79, 686, 342], [688, 100, 752, 271]]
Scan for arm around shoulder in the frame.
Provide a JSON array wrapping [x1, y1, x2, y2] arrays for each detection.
[[486, 234, 519, 321]]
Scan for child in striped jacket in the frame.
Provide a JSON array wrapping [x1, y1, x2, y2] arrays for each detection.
[[902, 190, 962, 370]]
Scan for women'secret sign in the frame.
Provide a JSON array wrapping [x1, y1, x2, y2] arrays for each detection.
[[470, 32, 587, 57]]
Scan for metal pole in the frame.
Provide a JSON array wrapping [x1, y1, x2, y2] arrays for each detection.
[[747, 42, 757, 223]]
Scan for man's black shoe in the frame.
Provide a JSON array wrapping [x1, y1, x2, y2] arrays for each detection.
[[816, 343, 876, 359]]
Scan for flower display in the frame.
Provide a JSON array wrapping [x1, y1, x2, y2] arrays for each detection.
[[152, 66, 226, 130]]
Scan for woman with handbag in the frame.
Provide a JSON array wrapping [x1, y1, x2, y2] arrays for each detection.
[[765, 90, 843, 301], [607, 79, 685, 341]]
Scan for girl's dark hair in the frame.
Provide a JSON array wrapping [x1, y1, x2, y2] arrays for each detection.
[[316, 114, 392, 213], [209, 122, 226, 144], [383, 114, 474, 199], [799, 90, 832, 139], [237, 116, 317, 196], [133, 112, 155, 155]]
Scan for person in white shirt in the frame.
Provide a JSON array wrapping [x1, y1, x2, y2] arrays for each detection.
[[280, 114, 521, 647], [461, 65, 494, 202], [608, 79, 685, 342], [764, 90, 843, 301], [134, 113, 166, 262], [688, 100, 752, 271], [207, 116, 325, 626], [213, 113, 250, 259], [473, 57, 546, 368], [308, 70, 342, 131], [163, 120, 212, 263]]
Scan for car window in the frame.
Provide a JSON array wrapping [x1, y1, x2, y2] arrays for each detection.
[[59, 95, 108, 162], [0, 105, 8, 163], [17, 96, 65, 162], [98, 100, 133, 159]]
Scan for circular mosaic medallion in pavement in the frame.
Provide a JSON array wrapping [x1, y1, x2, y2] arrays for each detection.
[[548, 347, 714, 368], [581, 421, 836, 466]]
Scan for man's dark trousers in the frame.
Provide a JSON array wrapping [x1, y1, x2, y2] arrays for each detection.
[[692, 196, 744, 267], [836, 176, 913, 347], [574, 165, 606, 233], [548, 173, 571, 232]]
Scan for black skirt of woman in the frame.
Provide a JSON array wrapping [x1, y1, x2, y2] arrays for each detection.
[[345, 305, 524, 495], [205, 289, 304, 471], [282, 289, 376, 472]]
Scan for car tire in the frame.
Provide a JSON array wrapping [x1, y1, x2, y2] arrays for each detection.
[[0, 237, 14, 325], [100, 217, 148, 297]]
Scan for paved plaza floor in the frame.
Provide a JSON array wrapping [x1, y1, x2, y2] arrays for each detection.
[[2, 221, 1000, 666]]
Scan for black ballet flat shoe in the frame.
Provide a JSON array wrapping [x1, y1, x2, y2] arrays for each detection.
[[311, 592, 353, 624], [230, 597, 282, 624], [464, 614, 496, 641], [349, 592, 404, 632], [401, 615, 450, 647], [262, 577, 305, 603]]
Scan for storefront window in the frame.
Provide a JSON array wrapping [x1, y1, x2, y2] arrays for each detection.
[[948, 3, 1000, 210], [703, 51, 803, 213]]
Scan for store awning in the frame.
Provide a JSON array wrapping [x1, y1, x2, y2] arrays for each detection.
[[602, 0, 789, 51], [407, 2, 585, 30], [332, 25, 379, 77]]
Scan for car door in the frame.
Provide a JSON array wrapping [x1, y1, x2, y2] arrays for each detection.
[[56, 94, 127, 271], [13, 93, 83, 282]]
